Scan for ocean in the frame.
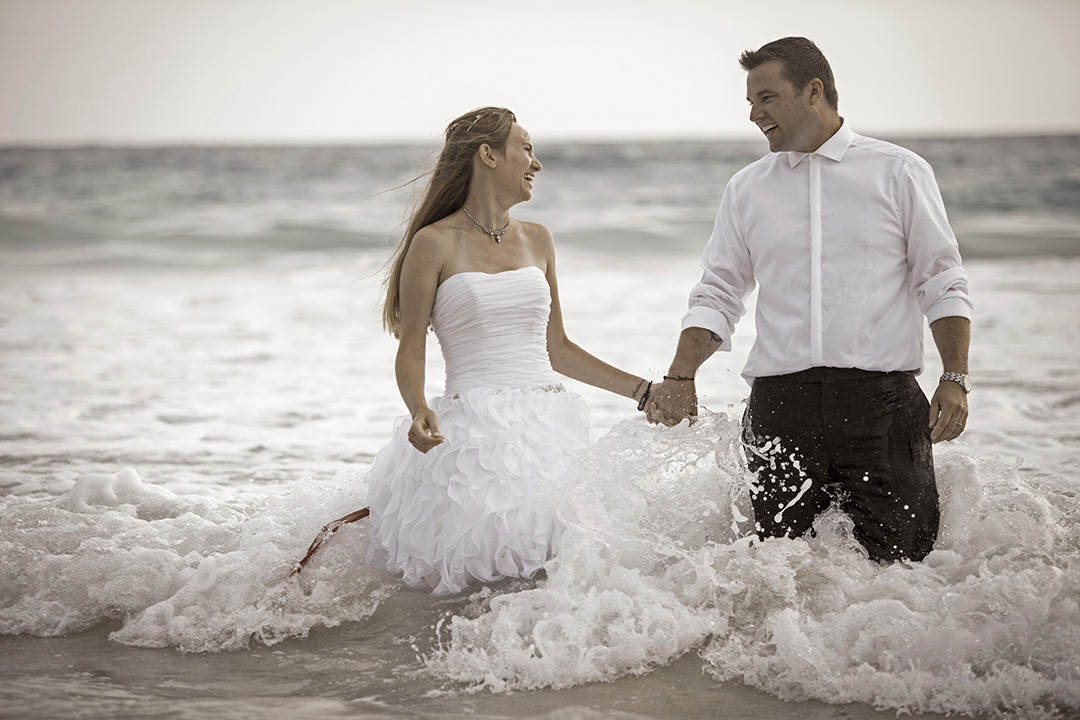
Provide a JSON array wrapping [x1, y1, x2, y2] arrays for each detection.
[[1, 134, 1079, 719]]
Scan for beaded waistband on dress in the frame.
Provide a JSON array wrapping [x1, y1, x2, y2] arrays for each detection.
[[448, 383, 565, 400]]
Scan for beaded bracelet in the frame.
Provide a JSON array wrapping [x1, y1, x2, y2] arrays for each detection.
[[636, 381, 653, 412], [663, 375, 695, 382]]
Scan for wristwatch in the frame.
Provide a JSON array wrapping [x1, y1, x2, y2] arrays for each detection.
[[940, 372, 972, 393]]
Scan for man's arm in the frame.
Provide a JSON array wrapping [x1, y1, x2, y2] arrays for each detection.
[[928, 316, 970, 443], [897, 157, 973, 444], [645, 328, 724, 426], [647, 177, 751, 426]]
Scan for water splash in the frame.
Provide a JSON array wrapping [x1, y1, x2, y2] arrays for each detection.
[[2, 414, 1078, 716], [426, 413, 1080, 718], [1, 467, 395, 652]]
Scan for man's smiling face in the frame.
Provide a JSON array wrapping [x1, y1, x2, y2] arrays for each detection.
[[746, 59, 820, 153]]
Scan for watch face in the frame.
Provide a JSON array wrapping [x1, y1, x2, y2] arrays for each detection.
[[942, 373, 972, 393]]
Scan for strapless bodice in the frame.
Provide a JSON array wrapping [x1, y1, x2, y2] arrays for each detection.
[[430, 266, 560, 395]]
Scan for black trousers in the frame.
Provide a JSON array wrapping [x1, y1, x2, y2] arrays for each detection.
[[741, 367, 939, 562]]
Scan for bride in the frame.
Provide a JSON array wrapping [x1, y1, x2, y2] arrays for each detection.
[[298, 107, 650, 594]]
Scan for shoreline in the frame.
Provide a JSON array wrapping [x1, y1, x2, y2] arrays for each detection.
[[0, 621, 973, 720]]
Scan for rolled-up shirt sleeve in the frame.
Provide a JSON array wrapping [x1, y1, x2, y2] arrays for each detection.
[[681, 178, 756, 351], [902, 158, 974, 324]]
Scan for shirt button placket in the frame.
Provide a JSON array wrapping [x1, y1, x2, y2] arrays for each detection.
[[809, 154, 823, 366]]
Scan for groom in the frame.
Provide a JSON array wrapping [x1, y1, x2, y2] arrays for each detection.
[[647, 37, 972, 563]]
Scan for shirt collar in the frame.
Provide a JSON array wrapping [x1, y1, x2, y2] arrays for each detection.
[[786, 119, 853, 168]]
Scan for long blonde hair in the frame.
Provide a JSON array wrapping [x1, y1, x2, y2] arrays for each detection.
[[381, 107, 517, 338]]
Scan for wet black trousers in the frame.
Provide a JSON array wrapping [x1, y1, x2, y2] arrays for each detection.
[[741, 368, 939, 563]]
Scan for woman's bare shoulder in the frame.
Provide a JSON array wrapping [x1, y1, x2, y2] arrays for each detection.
[[517, 219, 555, 255], [517, 219, 553, 239], [412, 216, 459, 243], [407, 218, 461, 264]]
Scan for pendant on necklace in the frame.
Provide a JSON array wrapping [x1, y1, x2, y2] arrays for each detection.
[[464, 207, 509, 243]]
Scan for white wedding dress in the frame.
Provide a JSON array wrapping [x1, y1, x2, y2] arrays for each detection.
[[365, 266, 592, 594]]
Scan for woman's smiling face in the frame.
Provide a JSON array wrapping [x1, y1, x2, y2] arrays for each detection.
[[497, 122, 542, 201]]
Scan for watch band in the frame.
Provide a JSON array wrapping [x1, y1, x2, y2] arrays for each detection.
[[940, 372, 971, 393]]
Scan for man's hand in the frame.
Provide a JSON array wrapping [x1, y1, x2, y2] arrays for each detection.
[[646, 379, 698, 427], [928, 317, 971, 443], [645, 328, 722, 426], [408, 408, 444, 453], [929, 381, 968, 443]]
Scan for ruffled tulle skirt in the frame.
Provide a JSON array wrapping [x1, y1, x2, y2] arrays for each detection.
[[365, 384, 592, 595]]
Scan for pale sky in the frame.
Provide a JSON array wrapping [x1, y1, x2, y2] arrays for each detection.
[[2, 0, 1078, 145]]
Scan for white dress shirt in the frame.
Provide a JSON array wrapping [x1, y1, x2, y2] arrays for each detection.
[[683, 122, 973, 383]]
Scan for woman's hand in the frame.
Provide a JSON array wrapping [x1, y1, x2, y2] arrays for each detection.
[[408, 408, 444, 453], [646, 378, 698, 426]]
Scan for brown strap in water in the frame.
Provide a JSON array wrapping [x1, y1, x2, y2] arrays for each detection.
[[289, 507, 370, 577]]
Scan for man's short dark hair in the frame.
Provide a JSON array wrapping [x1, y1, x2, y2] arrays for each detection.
[[739, 37, 839, 111]]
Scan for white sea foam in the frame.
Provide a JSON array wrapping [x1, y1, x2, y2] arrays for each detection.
[[0, 466, 396, 652], [425, 414, 1080, 718]]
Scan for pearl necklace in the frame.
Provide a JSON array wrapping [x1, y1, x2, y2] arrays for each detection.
[[463, 208, 510, 243]]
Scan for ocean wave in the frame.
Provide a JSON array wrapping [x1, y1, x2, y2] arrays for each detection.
[[0, 468, 390, 652], [425, 414, 1080, 718], [0, 213, 392, 267], [5, 137, 1080, 267], [3, 413, 1077, 717]]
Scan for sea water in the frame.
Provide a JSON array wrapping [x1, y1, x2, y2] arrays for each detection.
[[1, 137, 1078, 719]]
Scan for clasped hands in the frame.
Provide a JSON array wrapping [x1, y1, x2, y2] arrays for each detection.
[[644, 378, 698, 427]]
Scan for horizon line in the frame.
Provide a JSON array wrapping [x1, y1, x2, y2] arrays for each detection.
[[3, 127, 1079, 151]]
